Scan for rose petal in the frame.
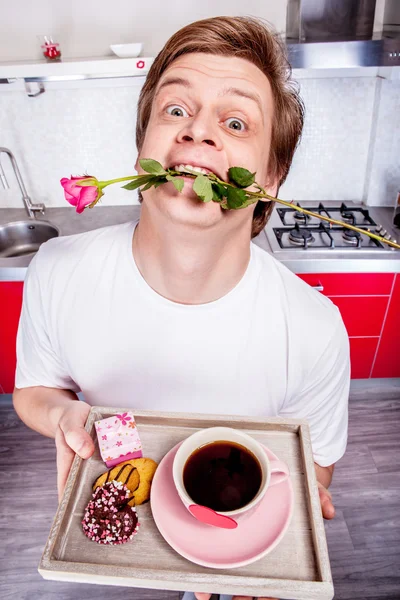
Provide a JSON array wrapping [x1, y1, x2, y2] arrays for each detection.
[[63, 189, 78, 205], [61, 175, 98, 212], [76, 185, 98, 213], [61, 179, 80, 198], [61, 175, 94, 195]]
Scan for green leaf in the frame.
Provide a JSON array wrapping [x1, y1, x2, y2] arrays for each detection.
[[226, 186, 248, 209], [141, 177, 159, 191], [228, 167, 255, 188], [139, 158, 167, 176], [166, 174, 184, 193], [211, 182, 227, 202], [153, 178, 168, 188], [192, 175, 213, 203], [238, 196, 258, 209], [122, 174, 155, 191], [212, 189, 222, 202]]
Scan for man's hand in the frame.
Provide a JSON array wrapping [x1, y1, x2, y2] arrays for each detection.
[[317, 481, 335, 520], [55, 400, 94, 500], [315, 462, 335, 520]]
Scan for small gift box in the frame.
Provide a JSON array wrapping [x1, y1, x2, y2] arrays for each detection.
[[95, 412, 143, 467]]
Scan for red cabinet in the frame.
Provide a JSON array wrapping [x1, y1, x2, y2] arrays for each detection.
[[297, 273, 394, 296], [349, 337, 380, 379], [328, 296, 389, 337], [0, 281, 24, 394], [297, 272, 399, 379], [371, 274, 400, 378]]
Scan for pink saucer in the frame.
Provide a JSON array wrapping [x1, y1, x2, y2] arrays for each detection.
[[150, 442, 293, 569]]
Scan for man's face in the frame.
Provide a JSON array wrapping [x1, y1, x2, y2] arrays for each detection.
[[137, 53, 275, 231]]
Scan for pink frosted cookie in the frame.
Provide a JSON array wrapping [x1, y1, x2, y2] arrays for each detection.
[[81, 480, 140, 545], [95, 412, 143, 468]]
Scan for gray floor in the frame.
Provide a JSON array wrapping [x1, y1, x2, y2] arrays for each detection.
[[1, 387, 399, 600]]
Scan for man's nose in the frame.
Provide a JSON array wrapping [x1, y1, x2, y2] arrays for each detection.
[[176, 111, 223, 150]]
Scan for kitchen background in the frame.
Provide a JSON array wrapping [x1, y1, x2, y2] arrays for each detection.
[[1, 3, 400, 600], [0, 0, 399, 211]]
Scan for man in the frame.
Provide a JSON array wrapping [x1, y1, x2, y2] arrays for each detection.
[[13, 16, 349, 600]]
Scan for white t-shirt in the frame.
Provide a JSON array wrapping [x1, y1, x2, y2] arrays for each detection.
[[16, 220, 350, 467]]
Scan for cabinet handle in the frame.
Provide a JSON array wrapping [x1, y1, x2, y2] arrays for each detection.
[[312, 283, 324, 292]]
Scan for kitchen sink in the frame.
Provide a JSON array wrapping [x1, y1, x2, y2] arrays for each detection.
[[0, 220, 59, 258]]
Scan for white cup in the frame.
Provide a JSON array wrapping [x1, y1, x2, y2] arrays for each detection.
[[172, 427, 289, 529]]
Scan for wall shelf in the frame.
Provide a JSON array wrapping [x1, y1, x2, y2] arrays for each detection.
[[0, 56, 154, 83], [0, 48, 398, 90]]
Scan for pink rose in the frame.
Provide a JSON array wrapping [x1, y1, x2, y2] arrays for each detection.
[[60, 175, 102, 213]]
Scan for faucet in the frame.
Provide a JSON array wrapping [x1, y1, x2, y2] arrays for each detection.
[[0, 147, 45, 218]]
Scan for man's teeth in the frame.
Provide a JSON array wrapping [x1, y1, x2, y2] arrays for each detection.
[[173, 164, 211, 176]]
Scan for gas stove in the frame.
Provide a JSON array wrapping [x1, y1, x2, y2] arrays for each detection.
[[266, 202, 398, 254]]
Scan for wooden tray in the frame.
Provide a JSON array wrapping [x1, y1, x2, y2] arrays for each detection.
[[39, 408, 334, 600]]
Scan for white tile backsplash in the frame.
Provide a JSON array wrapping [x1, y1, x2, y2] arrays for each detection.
[[280, 77, 377, 202], [0, 82, 143, 209], [0, 74, 399, 210], [366, 78, 400, 207]]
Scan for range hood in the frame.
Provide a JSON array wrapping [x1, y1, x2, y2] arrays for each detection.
[[286, 37, 400, 69], [285, 0, 400, 68]]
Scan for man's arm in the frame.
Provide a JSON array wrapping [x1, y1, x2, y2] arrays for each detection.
[[315, 462, 334, 488], [13, 247, 96, 499], [13, 386, 94, 498], [13, 386, 78, 437]]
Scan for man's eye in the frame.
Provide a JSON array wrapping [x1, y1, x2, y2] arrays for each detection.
[[166, 105, 189, 117], [225, 117, 246, 131]]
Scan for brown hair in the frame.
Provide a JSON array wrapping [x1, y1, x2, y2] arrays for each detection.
[[136, 16, 304, 238]]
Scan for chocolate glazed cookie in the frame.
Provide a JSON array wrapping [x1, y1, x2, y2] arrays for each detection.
[[92, 463, 140, 500], [82, 480, 140, 544]]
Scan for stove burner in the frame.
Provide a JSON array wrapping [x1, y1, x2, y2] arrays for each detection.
[[289, 226, 315, 247], [342, 229, 361, 246], [293, 211, 309, 225], [341, 211, 355, 224]]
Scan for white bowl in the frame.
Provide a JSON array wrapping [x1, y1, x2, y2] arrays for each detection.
[[110, 43, 143, 58]]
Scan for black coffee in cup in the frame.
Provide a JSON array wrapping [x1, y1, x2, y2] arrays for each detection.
[[183, 440, 262, 512]]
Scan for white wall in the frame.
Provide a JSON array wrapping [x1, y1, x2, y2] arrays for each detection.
[[0, 0, 287, 61]]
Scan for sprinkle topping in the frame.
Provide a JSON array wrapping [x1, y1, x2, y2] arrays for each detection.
[[81, 480, 139, 544]]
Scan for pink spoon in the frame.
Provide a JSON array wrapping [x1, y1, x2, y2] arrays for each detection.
[[188, 504, 238, 529]]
